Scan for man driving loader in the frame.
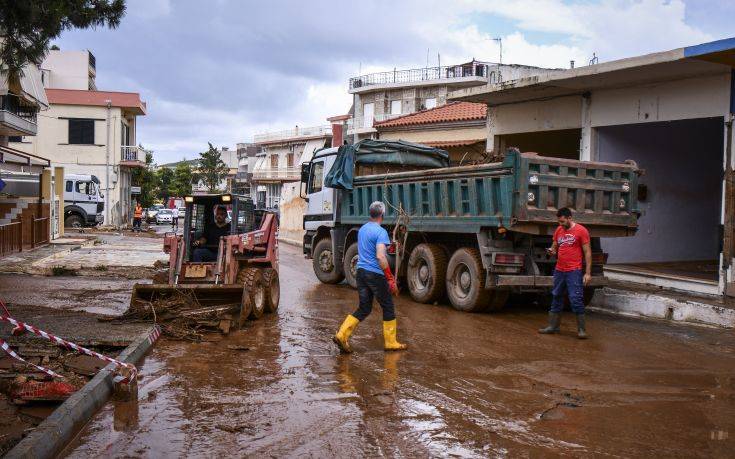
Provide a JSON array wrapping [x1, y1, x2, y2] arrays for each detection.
[[192, 205, 230, 262]]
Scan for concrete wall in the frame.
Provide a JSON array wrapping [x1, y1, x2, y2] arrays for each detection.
[[494, 96, 582, 134], [597, 117, 724, 263], [41, 50, 92, 90], [278, 181, 306, 244], [11, 104, 140, 226], [379, 126, 485, 143]]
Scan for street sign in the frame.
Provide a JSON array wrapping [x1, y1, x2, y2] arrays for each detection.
[[131, 186, 142, 194]]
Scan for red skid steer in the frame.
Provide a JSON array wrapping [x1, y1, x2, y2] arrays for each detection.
[[130, 194, 279, 328]]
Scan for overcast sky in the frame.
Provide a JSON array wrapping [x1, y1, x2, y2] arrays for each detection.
[[54, 0, 733, 164]]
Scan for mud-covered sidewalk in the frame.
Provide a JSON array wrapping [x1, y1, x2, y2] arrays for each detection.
[[59, 243, 735, 458]]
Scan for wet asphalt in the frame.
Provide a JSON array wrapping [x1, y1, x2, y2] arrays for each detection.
[[52, 243, 735, 457]]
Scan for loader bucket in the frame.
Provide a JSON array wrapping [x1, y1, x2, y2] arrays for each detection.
[[130, 283, 245, 317]]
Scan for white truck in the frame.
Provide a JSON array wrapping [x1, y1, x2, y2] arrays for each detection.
[[64, 174, 104, 227]]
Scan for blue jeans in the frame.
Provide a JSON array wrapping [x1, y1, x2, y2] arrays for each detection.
[[551, 269, 585, 314], [192, 247, 217, 262]]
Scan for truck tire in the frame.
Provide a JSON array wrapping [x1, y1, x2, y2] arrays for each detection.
[[65, 214, 84, 228], [312, 237, 345, 284], [238, 267, 266, 320], [407, 243, 447, 304], [446, 247, 495, 312], [343, 243, 359, 289], [262, 268, 280, 313]]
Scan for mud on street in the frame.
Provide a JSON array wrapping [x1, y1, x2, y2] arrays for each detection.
[[0, 242, 706, 457]]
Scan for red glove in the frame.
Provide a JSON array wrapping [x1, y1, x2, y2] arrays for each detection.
[[383, 267, 399, 296]]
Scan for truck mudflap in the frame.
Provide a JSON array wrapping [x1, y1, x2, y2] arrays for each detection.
[[489, 275, 608, 288]]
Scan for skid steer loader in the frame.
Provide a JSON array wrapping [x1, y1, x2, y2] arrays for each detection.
[[130, 194, 279, 328]]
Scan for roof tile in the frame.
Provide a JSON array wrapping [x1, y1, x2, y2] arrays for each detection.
[[374, 102, 486, 128]]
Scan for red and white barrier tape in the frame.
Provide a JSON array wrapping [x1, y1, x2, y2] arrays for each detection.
[[0, 337, 64, 379], [0, 315, 152, 384]]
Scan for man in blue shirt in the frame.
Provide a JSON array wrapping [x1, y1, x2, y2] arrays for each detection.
[[333, 201, 407, 353]]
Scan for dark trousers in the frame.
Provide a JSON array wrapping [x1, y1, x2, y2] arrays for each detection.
[[133, 217, 141, 230], [551, 269, 585, 314], [353, 268, 395, 322], [171, 218, 178, 230], [193, 247, 217, 262]]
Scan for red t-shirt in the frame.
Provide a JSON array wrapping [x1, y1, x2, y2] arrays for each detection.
[[554, 223, 590, 272]]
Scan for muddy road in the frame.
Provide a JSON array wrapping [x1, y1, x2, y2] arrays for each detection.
[[60, 243, 734, 457]]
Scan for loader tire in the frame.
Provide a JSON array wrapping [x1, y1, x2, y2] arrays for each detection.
[[238, 267, 266, 320], [262, 268, 280, 313], [407, 243, 447, 304], [312, 237, 344, 284], [342, 243, 359, 289], [446, 247, 497, 312]]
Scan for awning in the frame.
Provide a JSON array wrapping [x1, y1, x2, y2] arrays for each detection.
[[0, 63, 48, 109], [0, 145, 50, 167], [299, 138, 327, 164]]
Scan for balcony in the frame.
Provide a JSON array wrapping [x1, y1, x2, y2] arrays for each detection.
[[0, 94, 38, 136], [254, 125, 332, 144], [346, 113, 406, 134], [120, 145, 146, 168], [251, 166, 300, 182], [349, 61, 498, 92]]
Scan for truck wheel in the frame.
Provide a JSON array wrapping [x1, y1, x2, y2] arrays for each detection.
[[238, 267, 266, 320], [446, 248, 493, 312], [312, 238, 345, 284], [407, 243, 447, 304], [65, 214, 84, 228], [262, 268, 280, 313], [342, 243, 359, 289]]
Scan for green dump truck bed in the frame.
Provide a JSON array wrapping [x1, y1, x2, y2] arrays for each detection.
[[339, 150, 640, 236]]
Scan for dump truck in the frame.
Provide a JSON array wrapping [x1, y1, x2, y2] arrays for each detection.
[[301, 140, 640, 312], [130, 194, 279, 330]]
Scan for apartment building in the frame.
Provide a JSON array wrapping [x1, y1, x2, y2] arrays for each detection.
[[234, 142, 258, 197], [251, 125, 332, 208], [347, 60, 549, 142], [10, 50, 148, 227]]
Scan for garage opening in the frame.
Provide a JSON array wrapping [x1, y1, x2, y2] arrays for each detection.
[[596, 117, 724, 292], [500, 128, 581, 160]]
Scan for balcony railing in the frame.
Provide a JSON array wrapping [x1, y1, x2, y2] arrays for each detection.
[[254, 125, 332, 143], [121, 146, 145, 164], [0, 94, 38, 124], [349, 62, 498, 90], [251, 167, 301, 181], [347, 113, 405, 131]]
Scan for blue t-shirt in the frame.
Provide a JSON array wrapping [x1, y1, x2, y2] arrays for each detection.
[[356, 221, 390, 275]]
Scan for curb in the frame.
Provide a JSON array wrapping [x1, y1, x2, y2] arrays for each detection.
[[589, 287, 735, 328], [278, 236, 303, 247], [6, 326, 161, 459]]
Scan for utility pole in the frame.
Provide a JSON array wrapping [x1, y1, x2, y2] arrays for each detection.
[[492, 37, 503, 82], [105, 100, 111, 226]]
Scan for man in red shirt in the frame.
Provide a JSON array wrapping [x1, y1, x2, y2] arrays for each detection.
[[539, 207, 592, 339]]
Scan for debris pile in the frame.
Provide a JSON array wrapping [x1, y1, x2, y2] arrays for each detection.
[[112, 290, 240, 341]]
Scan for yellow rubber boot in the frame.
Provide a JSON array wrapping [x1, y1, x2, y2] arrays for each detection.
[[333, 315, 360, 354], [383, 319, 408, 351]]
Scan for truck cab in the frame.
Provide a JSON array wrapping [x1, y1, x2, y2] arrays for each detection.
[[64, 174, 104, 228]]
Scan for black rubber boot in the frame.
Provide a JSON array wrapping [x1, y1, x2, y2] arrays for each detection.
[[538, 312, 561, 334], [576, 314, 588, 339]]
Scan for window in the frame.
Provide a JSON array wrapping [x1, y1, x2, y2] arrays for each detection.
[[270, 154, 279, 168], [309, 162, 324, 194], [287, 153, 294, 167], [65, 181, 73, 192], [362, 103, 374, 128], [424, 98, 437, 109], [390, 100, 402, 115], [68, 119, 95, 145], [8, 136, 22, 143], [76, 181, 94, 195]]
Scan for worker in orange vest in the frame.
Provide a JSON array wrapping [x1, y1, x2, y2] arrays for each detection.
[[133, 203, 143, 232]]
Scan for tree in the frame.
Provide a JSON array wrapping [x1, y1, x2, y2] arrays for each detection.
[[156, 167, 174, 203], [131, 148, 158, 208], [171, 161, 193, 197], [0, 1, 126, 80], [198, 142, 229, 192]]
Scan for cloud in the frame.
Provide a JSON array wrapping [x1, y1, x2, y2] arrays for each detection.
[[53, 0, 724, 163]]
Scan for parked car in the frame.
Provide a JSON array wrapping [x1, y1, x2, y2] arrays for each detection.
[[177, 206, 186, 219], [155, 209, 173, 224], [147, 204, 164, 223]]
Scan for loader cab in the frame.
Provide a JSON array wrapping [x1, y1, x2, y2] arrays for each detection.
[[182, 194, 260, 261]]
